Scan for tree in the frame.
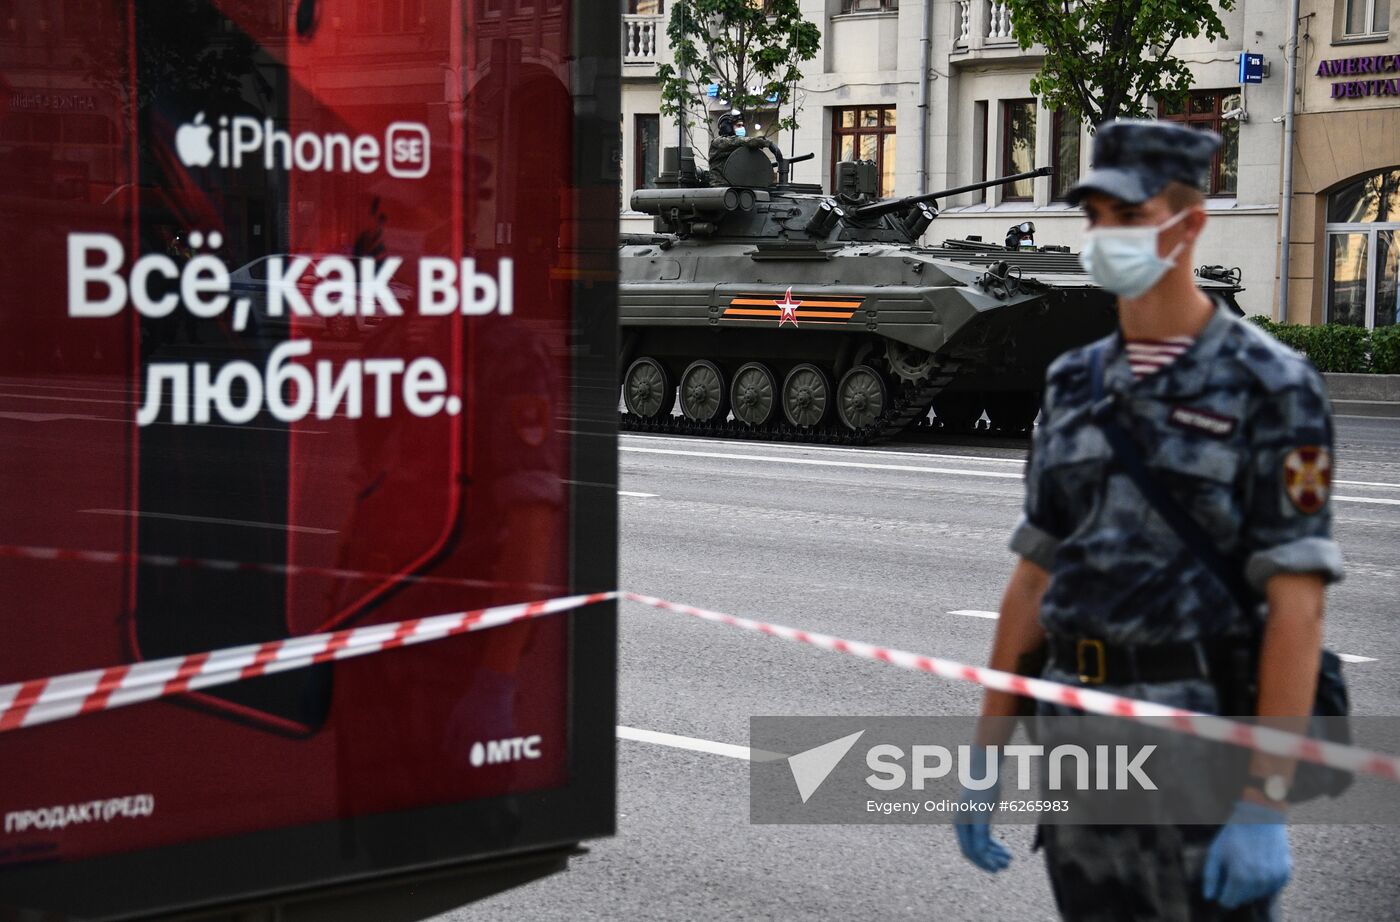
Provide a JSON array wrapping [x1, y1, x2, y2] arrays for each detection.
[[1004, 0, 1236, 126], [655, 0, 821, 155]]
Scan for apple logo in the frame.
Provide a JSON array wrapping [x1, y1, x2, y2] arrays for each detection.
[[176, 112, 214, 168]]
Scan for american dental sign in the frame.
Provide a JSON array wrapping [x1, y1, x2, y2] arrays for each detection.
[[1316, 53, 1400, 99]]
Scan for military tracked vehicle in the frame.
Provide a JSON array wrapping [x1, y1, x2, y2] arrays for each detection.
[[618, 143, 1241, 444]]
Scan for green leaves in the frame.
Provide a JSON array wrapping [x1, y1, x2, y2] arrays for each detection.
[[1006, 0, 1235, 128], [657, 0, 821, 141]]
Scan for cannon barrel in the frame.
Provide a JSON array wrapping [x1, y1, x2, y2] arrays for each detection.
[[848, 166, 1054, 220]]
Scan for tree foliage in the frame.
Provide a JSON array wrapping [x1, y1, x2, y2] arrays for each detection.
[[656, 0, 821, 147], [1004, 0, 1236, 126]]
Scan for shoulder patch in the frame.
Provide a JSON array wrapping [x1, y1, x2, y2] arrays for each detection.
[[1283, 446, 1332, 514]]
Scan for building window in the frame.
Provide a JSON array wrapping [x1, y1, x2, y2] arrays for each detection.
[[627, 0, 663, 13], [1340, 0, 1390, 37], [973, 100, 989, 197], [841, 0, 899, 11], [1001, 99, 1036, 201], [1052, 110, 1081, 201], [1158, 90, 1240, 196], [1325, 166, 1400, 328], [634, 114, 660, 191], [832, 105, 897, 197]]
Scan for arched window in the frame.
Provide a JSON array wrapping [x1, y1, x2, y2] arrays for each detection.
[[1325, 167, 1400, 328]]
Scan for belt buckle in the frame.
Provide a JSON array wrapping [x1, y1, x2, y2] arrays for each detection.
[[1077, 638, 1107, 685]]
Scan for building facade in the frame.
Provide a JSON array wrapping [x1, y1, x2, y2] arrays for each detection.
[[620, 0, 1398, 323], [1286, 0, 1399, 326]]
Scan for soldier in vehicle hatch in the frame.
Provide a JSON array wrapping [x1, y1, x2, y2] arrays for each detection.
[[707, 113, 768, 186], [954, 120, 1344, 920]]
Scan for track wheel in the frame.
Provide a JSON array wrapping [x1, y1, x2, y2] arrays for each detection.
[[782, 363, 831, 428], [679, 360, 729, 422], [933, 391, 983, 431], [623, 356, 675, 420], [836, 364, 887, 430], [730, 362, 777, 427]]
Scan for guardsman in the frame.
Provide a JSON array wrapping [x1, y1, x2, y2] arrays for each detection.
[[707, 113, 768, 186], [954, 120, 1344, 920]]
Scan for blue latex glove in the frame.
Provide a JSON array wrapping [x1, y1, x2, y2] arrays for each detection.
[[954, 747, 1011, 874], [1203, 800, 1292, 909]]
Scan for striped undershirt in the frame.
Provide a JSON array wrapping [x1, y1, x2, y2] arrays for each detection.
[[1123, 336, 1195, 379]]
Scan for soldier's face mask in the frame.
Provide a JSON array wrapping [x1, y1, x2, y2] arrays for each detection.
[[1079, 207, 1193, 299], [734, 126, 747, 137]]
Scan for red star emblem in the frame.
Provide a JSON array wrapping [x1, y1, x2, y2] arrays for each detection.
[[776, 287, 801, 328]]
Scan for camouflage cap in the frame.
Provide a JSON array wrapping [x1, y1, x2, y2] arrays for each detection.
[[1066, 119, 1222, 206]]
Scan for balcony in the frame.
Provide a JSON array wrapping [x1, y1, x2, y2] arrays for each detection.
[[953, 0, 1041, 60], [623, 13, 663, 65]]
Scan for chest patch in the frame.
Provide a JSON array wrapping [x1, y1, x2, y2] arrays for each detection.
[[1283, 446, 1332, 514], [1168, 405, 1237, 439]]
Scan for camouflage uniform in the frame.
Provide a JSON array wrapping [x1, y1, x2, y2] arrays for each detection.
[[707, 135, 769, 186], [1009, 303, 1345, 921]]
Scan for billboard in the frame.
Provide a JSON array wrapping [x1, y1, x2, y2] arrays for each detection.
[[0, 1, 618, 917]]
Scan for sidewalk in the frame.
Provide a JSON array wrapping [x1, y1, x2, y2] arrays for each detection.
[[1323, 373, 1400, 419]]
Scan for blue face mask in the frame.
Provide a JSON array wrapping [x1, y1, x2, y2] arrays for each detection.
[[734, 126, 747, 138], [1079, 208, 1192, 299]]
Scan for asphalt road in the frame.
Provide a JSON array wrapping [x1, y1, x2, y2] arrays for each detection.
[[460, 414, 1400, 922]]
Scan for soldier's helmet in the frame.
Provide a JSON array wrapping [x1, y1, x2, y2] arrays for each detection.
[[716, 113, 740, 137]]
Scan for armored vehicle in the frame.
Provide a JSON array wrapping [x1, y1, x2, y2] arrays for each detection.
[[619, 144, 1242, 443]]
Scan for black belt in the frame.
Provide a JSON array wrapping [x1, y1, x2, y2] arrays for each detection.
[[1047, 634, 1226, 686]]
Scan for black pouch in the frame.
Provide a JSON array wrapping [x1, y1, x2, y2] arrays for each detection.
[[1216, 641, 1353, 803], [1013, 644, 1048, 716]]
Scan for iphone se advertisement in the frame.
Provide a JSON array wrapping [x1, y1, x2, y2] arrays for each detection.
[[0, 2, 617, 917]]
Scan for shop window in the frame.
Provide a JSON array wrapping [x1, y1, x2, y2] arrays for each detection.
[[831, 105, 897, 197], [634, 114, 660, 191], [1052, 109, 1081, 201], [1326, 167, 1400, 328], [1328, 166, 1400, 224], [1338, 0, 1390, 38], [1158, 90, 1240, 196], [1001, 99, 1036, 201]]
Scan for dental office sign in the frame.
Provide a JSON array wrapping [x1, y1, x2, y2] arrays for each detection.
[[1315, 53, 1400, 99]]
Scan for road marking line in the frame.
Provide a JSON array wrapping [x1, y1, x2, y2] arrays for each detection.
[[1333, 496, 1400, 506], [622, 433, 1027, 466], [618, 491, 658, 498], [621, 434, 1400, 487], [621, 446, 1023, 480], [616, 725, 784, 762], [81, 509, 338, 536], [949, 609, 999, 619], [1338, 654, 1378, 664]]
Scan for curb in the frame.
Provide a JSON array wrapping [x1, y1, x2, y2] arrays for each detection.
[[1323, 374, 1400, 418], [1323, 373, 1400, 402]]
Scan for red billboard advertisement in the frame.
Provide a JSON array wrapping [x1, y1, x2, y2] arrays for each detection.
[[0, 1, 618, 918]]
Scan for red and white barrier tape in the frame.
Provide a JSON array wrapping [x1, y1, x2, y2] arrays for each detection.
[[0, 592, 615, 733], [620, 592, 1400, 784], [2, 588, 1397, 785]]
